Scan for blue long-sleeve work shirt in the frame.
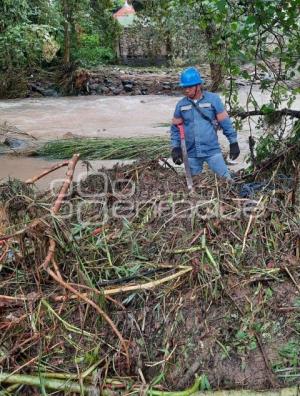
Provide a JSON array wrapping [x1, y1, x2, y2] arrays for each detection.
[[170, 91, 237, 157]]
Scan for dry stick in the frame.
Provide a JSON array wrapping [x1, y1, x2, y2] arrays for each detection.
[[52, 257, 64, 282], [49, 267, 193, 302], [40, 154, 79, 267], [0, 240, 8, 262], [101, 267, 192, 295], [0, 228, 29, 242], [284, 266, 300, 294], [242, 196, 264, 253], [38, 153, 129, 366], [0, 295, 37, 303], [40, 239, 56, 270], [0, 267, 192, 304], [46, 262, 130, 368], [40, 155, 80, 269], [51, 154, 80, 215], [25, 160, 69, 184]]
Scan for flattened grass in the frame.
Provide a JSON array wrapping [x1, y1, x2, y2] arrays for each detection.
[[37, 137, 170, 160]]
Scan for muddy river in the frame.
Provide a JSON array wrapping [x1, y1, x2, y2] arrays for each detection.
[[0, 87, 299, 188]]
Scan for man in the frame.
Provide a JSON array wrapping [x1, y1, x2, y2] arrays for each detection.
[[171, 67, 240, 179]]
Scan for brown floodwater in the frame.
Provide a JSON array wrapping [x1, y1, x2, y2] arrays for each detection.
[[0, 89, 299, 185], [0, 157, 134, 189]]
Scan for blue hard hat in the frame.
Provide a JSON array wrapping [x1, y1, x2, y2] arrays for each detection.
[[179, 67, 204, 87]]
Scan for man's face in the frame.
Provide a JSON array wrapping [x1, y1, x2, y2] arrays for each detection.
[[184, 84, 201, 99]]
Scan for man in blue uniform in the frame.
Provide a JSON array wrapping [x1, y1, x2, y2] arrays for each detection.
[[170, 67, 240, 179]]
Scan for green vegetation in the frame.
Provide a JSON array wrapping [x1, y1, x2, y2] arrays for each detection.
[[0, 0, 120, 73], [135, 0, 300, 99], [73, 34, 116, 67], [37, 137, 170, 160]]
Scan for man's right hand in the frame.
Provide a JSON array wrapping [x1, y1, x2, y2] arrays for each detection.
[[171, 147, 183, 165]]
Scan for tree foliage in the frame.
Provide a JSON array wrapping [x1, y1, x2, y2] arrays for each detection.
[[134, 0, 300, 103], [134, 0, 300, 164], [0, 0, 119, 71]]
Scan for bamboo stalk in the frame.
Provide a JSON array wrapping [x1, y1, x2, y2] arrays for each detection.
[[168, 246, 203, 254], [51, 153, 80, 215], [193, 389, 298, 396], [0, 267, 192, 304], [101, 267, 192, 296], [0, 373, 99, 395], [0, 373, 298, 395]]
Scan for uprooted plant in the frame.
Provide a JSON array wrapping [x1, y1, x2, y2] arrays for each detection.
[[0, 146, 299, 394]]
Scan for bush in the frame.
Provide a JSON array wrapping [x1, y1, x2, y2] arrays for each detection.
[[73, 34, 115, 67], [0, 24, 59, 70]]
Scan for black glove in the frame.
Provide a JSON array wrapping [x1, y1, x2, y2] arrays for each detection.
[[229, 142, 240, 160], [171, 147, 183, 165]]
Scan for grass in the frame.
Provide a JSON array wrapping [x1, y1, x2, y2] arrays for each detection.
[[37, 137, 170, 160]]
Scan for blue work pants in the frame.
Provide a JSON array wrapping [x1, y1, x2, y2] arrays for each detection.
[[188, 153, 231, 179]]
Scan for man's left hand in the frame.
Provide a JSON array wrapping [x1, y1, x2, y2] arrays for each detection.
[[229, 142, 240, 160]]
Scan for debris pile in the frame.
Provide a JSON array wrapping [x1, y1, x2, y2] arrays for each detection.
[[0, 153, 299, 395]]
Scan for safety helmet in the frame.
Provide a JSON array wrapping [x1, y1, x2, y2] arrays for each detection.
[[179, 67, 204, 87]]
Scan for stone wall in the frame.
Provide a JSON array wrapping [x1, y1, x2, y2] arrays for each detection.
[[117, 27, 168, 66]]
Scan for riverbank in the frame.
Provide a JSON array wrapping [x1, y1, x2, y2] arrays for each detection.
[[1, 63, 291, 100]]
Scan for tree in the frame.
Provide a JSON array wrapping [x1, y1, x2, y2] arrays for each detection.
[[0, 0, 60, 71], [0, 0, 120, 71], [133, 0, 300, 97], [133, 0, 300, 165]]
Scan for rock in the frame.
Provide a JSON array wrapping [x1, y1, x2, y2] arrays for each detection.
[[99, 85, 110, 94], [162, 82, 171, 90], [104, 78, 113, 86], [141, 88, 148, 95], [43, 88, 59, 97], [3, 137, 30, 150], [89, 83, 100, 91], [124, 83, 133, 92], [111, 87, 123, 95], [29, 84, 58, 97], [122, 79, 134, 85]]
